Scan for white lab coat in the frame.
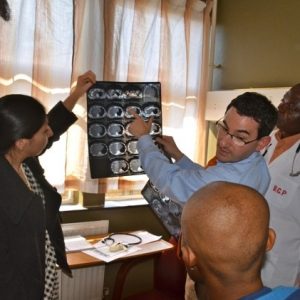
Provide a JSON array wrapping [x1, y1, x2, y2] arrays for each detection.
[[261, 132, 300, 288]]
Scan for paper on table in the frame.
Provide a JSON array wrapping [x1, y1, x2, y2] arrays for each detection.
[[84, 245, 140, 263], [131, 230, 162, 245], [64, 235, 94, 252], [83, 230, 161, 262], [91, 230, 162, 249]]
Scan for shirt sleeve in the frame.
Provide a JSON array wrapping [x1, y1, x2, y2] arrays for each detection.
[[45, 101, 78, 150], [176, 155, 202, 171], [138, 135, 213, 203]]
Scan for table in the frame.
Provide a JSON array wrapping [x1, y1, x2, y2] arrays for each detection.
[[66, 235, 174, 300]]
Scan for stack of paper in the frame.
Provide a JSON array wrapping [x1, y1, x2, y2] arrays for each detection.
[[64, 235, 94, 253]]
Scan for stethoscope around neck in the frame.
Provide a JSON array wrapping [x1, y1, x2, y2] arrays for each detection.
[[263, 142, 300, 177], [289, 143, 300, 177]]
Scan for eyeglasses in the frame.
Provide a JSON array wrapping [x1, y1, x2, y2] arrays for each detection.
[[216, 118, 259, 147]]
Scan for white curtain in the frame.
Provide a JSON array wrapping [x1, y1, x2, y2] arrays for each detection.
[[0, 0, 73, 191], [0, 0, 213, 195]]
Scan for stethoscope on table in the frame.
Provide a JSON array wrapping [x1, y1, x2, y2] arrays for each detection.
[[100, 232, 142, 252], [263, 142, 300, 177]]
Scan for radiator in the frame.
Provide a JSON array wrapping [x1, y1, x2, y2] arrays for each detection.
[[58, 265, 105, 300], [59, 220, 109, 300]]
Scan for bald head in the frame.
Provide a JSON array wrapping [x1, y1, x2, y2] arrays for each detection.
[[181, 182, 272, 281]]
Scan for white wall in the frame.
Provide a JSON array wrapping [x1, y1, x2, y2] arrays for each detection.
[[205, 87, 289, 121]]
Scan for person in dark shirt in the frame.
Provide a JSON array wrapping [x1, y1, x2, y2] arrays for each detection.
[[0, 70, 96, 299]]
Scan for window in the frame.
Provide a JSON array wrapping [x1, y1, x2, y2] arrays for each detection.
[[0, 0, 214, 204]]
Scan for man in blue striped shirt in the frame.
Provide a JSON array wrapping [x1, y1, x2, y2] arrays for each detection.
[[129, 92, 278, 204]]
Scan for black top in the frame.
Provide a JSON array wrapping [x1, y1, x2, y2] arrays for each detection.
[[0, 101, 77, 300]]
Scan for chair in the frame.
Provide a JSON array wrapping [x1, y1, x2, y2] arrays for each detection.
[[122, 236, 187, 300]]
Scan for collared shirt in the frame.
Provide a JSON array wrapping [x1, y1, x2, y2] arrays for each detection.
[[269, 131, 300, 163], [261, 131, 300, 288], [240, 287, 271, 299], [137, 135, 270, 204], [240, 286, 300, 299]]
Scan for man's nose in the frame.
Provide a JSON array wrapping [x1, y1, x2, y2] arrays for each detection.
[[218, 132, 232, 147]]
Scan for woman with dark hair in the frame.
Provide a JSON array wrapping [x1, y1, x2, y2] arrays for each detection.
[[0, 70, 96, 299]]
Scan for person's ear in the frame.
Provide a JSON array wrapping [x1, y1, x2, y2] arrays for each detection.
[[15, 138, 29, 152], [182, 245, 203, 282], [256, 135, 271, 152], [266, 228, 276, 252], [181, 244, 197, 268]]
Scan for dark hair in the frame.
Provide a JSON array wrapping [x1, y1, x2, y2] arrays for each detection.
[[226, 92, 278, 138], [0, 94, 46, 154], [0, 0, 10, 21]]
